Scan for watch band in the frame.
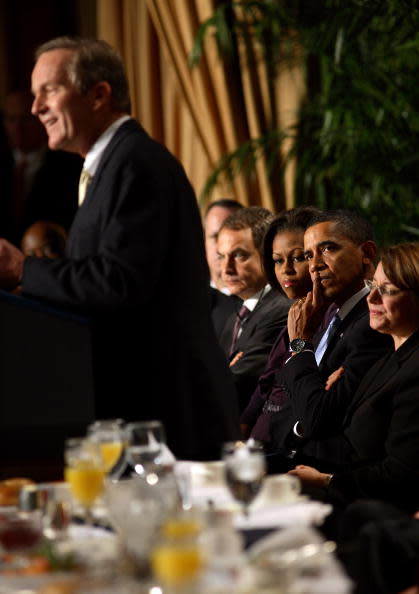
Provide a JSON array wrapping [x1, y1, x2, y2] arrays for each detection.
[[289, 338, 314, 353]]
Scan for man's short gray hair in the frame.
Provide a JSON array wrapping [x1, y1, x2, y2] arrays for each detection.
[[35, 36, 131, 114]]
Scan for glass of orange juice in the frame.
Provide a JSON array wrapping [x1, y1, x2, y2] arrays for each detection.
[[64, 437, 105, 523], [151, 512, 204, 593], [87, 419, 125, 479]]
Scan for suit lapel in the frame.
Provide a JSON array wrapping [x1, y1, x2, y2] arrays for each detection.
[[236, 290, 275, 344], [344, 353, 396, 421], [343, 332, 419, 423], [318, 297, 368, 370], [219, 301, 242, 353], [82, 119, 140, 206]]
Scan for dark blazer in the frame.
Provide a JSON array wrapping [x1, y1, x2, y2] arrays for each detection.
[[219, 289, 290, 411], [271, 296, 393, 464], [327, 332, 419, 512], [21, 119, 240, 460], [210, 287, 241, 339]]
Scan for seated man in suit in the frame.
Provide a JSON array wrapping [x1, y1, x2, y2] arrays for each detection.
[[203, 198, 243, 337], [270, 209, 393, 467], [204, 198, 243, 292], [217, 206, 290, 411]]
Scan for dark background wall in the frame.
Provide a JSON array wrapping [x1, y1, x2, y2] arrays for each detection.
[[0, 0, 96, 100]]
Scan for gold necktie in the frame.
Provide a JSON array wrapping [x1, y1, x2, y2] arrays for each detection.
[[78, 168, 92, 206]]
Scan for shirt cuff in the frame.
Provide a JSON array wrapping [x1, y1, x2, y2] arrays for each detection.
[[293, 421, 304, 437]]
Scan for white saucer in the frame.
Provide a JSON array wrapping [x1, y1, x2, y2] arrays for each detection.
[[252, 493, 308, 509]]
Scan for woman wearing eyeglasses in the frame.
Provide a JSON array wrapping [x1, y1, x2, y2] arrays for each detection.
[[289, 242, 419, 513]]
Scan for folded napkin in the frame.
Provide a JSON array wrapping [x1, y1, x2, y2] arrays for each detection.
[[235, 501, 333, 530]]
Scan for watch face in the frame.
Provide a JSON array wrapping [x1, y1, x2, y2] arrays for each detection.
[[290, 338, 305, 353]]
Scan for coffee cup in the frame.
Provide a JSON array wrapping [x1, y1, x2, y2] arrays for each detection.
[[257, 474, 301, 504]]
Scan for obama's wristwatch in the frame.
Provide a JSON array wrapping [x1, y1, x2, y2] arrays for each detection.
[[289, 338, 314, 354]]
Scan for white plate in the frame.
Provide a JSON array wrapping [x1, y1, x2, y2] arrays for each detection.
[[235, 500, 333, 530]]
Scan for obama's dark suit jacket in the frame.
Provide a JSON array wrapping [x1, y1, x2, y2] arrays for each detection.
[[270, 297, 393, 465], [21, 119, 239, 460]]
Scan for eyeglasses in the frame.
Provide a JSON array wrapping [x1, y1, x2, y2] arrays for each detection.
[[364, 279, 405, 297]]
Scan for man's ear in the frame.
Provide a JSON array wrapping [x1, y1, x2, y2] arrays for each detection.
[[361, 240, 377, 262], [90, 81, 112, 111], [361, 240, 377, 279]]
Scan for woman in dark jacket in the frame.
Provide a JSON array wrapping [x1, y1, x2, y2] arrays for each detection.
[[240, 206, 320, 445]]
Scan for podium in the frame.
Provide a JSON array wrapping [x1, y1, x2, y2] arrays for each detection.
[[0, 291, 95, 480]]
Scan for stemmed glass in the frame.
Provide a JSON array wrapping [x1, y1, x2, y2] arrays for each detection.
[[125, 420, 166, 476], [87, 418, 125, 480], [223, 440, 266, 517], [64, 437, 105, 524]]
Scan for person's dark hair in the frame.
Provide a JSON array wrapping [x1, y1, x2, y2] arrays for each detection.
[[263, 206, 321, 291], [307, 209, 374, 244], [381, 242, 419, 296], [205, 198, 243, 217], [219, 206, 273, 256], [35, 36, 131, 113]]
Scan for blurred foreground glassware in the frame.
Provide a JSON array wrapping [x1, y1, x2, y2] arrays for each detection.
[[222, 440, 266, 517], [64, 437, 105, 524], [125, 420, 166, 476], [87, 419, 126, 480], [151, 510, 204, 594], [0, 511, 42, 569], [247, 526, 339, 594], [19, 482, 72, 540], [199, 508, 244, 593], [105, 470, 180, 579]]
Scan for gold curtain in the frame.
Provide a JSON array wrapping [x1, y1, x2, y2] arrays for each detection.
[[96, 0, 304, 213]]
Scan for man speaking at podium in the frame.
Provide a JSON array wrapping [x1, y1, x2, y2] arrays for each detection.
[[0, 37, 239, 460]]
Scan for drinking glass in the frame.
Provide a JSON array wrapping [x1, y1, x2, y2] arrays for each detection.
[[87, 419, 125, 479], [105, 473, 180, 577], [64, 437, 105, 524], [125, 420, 166, 476], [222, 441, 266, 517], [151, 511, 204, 593], [0, 511, 42, 569]]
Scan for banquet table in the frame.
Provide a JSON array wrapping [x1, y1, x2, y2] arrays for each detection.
[[0, 464, 353, 594]]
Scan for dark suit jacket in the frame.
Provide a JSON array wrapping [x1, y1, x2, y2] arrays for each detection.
[[327, 332, 419, 512], [0, 148, 81, 243], [210, 287, 241, 339], [219, 289, 290, 411], [271, 296, 393, 464], [21, 119, 239, 460], [339, 500, 419, 594]]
